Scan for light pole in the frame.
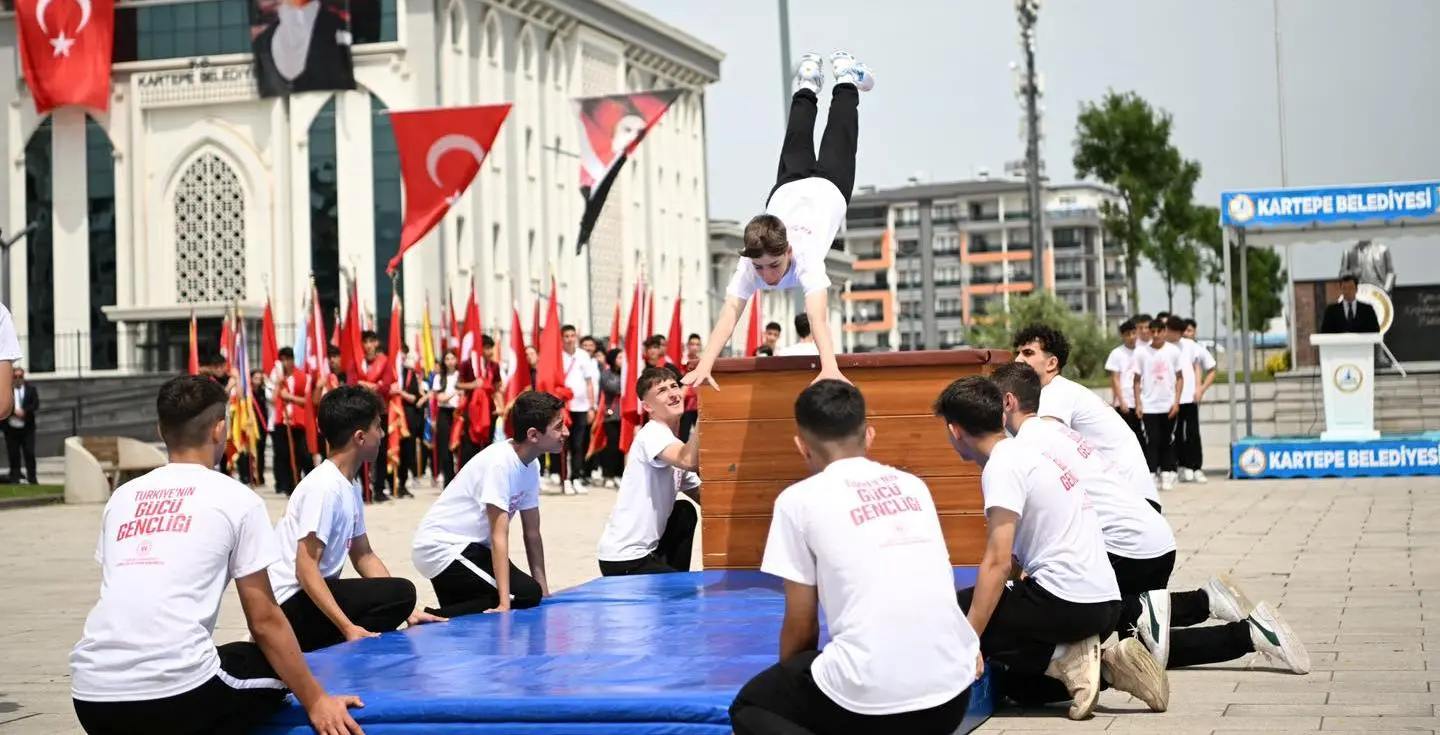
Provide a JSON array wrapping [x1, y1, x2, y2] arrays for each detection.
[[1015, 0, 1046, 291], [1272, 0, 1297, 362], [777, 0, 793, 120]]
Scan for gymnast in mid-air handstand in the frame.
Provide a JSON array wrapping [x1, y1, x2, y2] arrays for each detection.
[[684, 50, 874, 391]]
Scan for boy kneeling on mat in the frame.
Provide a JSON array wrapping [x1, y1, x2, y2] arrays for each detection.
[[269, 385, 444, 652], [729, 380, 981, 735], [596, 366, 702, 576], [70, 376, 363, 735], [412, 391, 568, 617]]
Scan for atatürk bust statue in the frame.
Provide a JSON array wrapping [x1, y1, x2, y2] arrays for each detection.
[[1340, 239, 1395, 292]]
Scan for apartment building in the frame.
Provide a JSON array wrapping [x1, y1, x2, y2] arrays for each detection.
[[842, 179, 1129, 352]]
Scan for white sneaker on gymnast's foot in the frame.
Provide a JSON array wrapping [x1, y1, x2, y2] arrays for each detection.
[[793, 52, 823, 94], [830, 51, 874, 91], [1204, 574, 1254, 622]]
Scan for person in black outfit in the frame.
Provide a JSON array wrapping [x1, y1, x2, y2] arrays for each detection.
[[251, 0, 356, 98], [392, 345, 425, 497], [1319, 275, 1381, 334], [3, 367, 38, 484], [237, 369, 269, 486]]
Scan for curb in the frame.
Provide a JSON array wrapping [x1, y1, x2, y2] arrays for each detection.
[[0, 494, 63, 510]]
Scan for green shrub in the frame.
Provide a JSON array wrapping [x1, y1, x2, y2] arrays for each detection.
[[968, 292, 1115, 382]]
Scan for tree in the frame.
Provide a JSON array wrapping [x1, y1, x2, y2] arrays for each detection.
[[1187, 205, 1224, 322], [1149, 159, 1202, 313], [1073, 91, 1184, 310], [1195, 219, 1287, 333], [969, 292, 1112, 381]]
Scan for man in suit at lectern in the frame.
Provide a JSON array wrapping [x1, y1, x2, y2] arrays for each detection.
[[1319, 275, 1380, 334]]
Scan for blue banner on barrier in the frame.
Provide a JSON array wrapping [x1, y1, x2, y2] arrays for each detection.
[[1220, 181, 1440, 228], [1232, 434, 1440, 479]]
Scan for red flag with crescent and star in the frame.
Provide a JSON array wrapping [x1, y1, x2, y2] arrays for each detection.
[[573, 89, 683, 255], [15, 0, 114, 115], [387, 103, 513, 274]]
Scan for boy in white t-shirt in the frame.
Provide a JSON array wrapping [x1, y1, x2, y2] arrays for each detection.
[[411, 391, 568, 618], [988, 363, 1310, 676], [269, 385, 442, 652], [1011, 324, 1159, 510], [1132, 318, 1185, 489], [934, 375, 1160, 721], [684, 51, 874, 391], [1104, 319, 1147, 452], [0, 302, 22, 418], [729, 380, 978, 735], [1175, 317, 1217, 483], [597, 366, 701, 575], [69, 376, 363, 735]]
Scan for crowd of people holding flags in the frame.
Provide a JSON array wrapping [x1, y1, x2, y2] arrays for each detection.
[[183, 273, 753, 503]]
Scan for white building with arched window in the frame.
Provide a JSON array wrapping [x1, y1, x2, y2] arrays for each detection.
[[0, 0, 721, 376]]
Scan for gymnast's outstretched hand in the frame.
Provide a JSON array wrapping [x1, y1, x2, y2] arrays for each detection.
[[407, 610, 448, 627], [680, 367, 719, 392], [811, 366, 850, 385]]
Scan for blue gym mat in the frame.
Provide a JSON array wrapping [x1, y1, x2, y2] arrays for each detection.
[[255, 568, 993, 735]]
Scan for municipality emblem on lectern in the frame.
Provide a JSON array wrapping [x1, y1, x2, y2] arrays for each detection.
[[1333, 363, 1363, 393]]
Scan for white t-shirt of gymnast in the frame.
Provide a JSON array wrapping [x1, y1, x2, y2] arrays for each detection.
[[1178, 337, 1216, 404], [1104, 345, 1137, 410], [597, 420, 701, 563], [411, 440, 541, 579], [1134, 342, 1185, 414], [1037, 374, 1157, 504], [981, 438, 1121, 604], [762, 456, 979, 716], [267, 459, 368, 605], [726, 177, 848, 301], [1015, 418, 1175, 560], [70, 463, 283, 702]]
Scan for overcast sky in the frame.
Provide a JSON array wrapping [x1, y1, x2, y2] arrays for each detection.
[[625, 0, 1440, 337]]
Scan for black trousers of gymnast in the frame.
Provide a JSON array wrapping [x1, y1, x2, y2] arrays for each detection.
[[1141, 412, 1178, 473], [729, 649, 971, 735], [73, 642, 287, 735], [1116, 405, 1148, 456], [598, 500, 699, 576], [956, 578, 1120, 707], [425, 542, 544, 618], [279, 576, 417, 652], [768, 84, 860, 206], [1174, 402, 1203, 471]]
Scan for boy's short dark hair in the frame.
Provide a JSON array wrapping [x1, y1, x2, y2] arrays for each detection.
[[1012, 323, 1070, 370], [328, 345, 342, 358], [988, 362, 1043, 415], [1133, 313, 1152, 325], [1165, 315, 1186, 332], [360, 330, 380, 343], [932, 376, 1005, 436], [1149, 318, 1167, 332], [1119, 319, 1136, 334], [795, 379, 867, 442], [510, 391, 566, 439], [793, 313, 811, 339], [157, 376, 229, 449], [1339, 274, 1359, 285], [1183, 318, 1197, 330], [561, 324, 576, 334], [765, 321, 782, 332], [318, 386, 384, 448], [643, 334, 665, 349], [636, 365, 677, 400], [278, 346, 295, 360], [481, 335, 495, 349], [201, 351, 226, 368], [741, 213, 789, 258], [687, 333, 701, 342]]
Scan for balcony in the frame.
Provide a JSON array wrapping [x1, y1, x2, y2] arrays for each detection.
[[1105, 272, 1126, 283], [850, 281, 890, 292]]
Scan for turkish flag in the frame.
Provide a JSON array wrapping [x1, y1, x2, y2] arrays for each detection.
[[386, 104, 512, 274], [574, 89, 682, 255], [15, 0, 114, 115]]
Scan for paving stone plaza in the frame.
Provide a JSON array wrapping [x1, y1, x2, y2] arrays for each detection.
[[1, 475, 1435, 734]]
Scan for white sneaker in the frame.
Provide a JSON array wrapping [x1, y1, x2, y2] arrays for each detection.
[[1192, 469, 1208, 483], [1160, 471, 1177, 490], [562, 480, 577, 496], [792, 52, 823, 94], [1136, 589, 1172, 669], [549, 473, 561, 485], [830, 50, 875, 92], [1180, 468, 1194, 482], [1101, 637, 1170, 712], [1204, 574, 1254, 622], [1044, 635, 1102, 720], [1247, 601, 1311, 674], [573, 481, 589, 495]]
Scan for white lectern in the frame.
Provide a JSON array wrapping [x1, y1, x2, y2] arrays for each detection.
[[1310, 332, 1383, 441]]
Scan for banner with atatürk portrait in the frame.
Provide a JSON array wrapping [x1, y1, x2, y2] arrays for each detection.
[[573, 89, 683, 255], [249, 0, 357, 98]]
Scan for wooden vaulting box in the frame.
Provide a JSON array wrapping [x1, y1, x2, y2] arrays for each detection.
[[697, 349, 1010, 570]]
